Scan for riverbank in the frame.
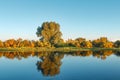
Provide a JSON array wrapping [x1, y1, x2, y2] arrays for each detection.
[[0, 47, 120, 52]]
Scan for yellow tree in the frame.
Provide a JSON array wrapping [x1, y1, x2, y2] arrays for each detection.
[[36, 22, 63, 46], [92, 37, 113, 48], [74, 38, 92, 48], [16, 38, 22, 47], [19, 40, 30, 47], [75, 38, 86, 47], [83, 41, 92, 48], [66, 39, 76, 47], [4, 39, 16, 47], [0, 40, 4, 47]]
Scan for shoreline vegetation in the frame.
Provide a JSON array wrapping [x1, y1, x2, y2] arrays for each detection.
[[1, 22, 120, 53], [0, 47, 120, 52]]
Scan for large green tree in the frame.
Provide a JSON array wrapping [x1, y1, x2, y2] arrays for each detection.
[[36, 22, 63, 46]]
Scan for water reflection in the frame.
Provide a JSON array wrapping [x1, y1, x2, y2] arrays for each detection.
[[114, 51, 120, 57], [36, 52, 64, 76], [0, 50, 120, 77]]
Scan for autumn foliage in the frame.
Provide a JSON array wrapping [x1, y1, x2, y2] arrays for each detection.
[[0, 22, 119, 48], [0, 38, 51, 48], [0, 37, 119, 48], [36, 22, 63, 46]]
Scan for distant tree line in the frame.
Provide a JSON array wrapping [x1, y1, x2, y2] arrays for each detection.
[[0, 38, 51, 48], [65, 37, 114, 48], [0, 37, 120, 48], [0, 21, 120, 48]]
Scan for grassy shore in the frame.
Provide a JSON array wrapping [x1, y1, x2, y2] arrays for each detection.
[[0, 47, 120, 52]]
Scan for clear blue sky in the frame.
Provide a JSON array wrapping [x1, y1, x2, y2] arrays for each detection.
[[0, 0, 120, 41]]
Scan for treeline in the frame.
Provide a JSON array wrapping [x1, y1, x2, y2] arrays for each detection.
[[1, 22, 120, 48], [0, 38, 51, 48], [0, 37, 120, 48], [35, 22, 120, 48], [57, 37, 120, 48]]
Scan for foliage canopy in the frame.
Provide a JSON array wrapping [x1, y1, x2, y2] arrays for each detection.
[[36, 22, 63, 46]]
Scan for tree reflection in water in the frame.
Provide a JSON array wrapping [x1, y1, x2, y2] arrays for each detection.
[[114, 51, 120, 57], [36, 52, 64, 76], [66, 50, 113, 60], [0, 50, 120, 76], [92, 50, 113, 60]]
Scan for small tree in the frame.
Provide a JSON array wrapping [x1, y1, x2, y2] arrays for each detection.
[[0, 40, 3, 47], [114, 40, 120, 48]]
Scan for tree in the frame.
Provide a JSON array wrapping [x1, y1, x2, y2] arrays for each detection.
[[74, 38, 92, 48], [81, 40, 92, 48], [16, 38, 22, 47], [36, 22, 63, 46], [0, 40, 3, 47], [66, 39, 76, 47], [19, 40, 30, 47], [92, 37, 113, 48], [114, 40, 120, 48], [75, 38, 86, 47], [4, 39, 16, 47], [35, 41, 51, 47]]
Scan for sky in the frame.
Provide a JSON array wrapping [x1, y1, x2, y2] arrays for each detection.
[[0, 0, 120, 41]]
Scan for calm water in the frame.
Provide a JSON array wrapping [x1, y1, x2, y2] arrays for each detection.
[[0, 50, 120, 80]]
